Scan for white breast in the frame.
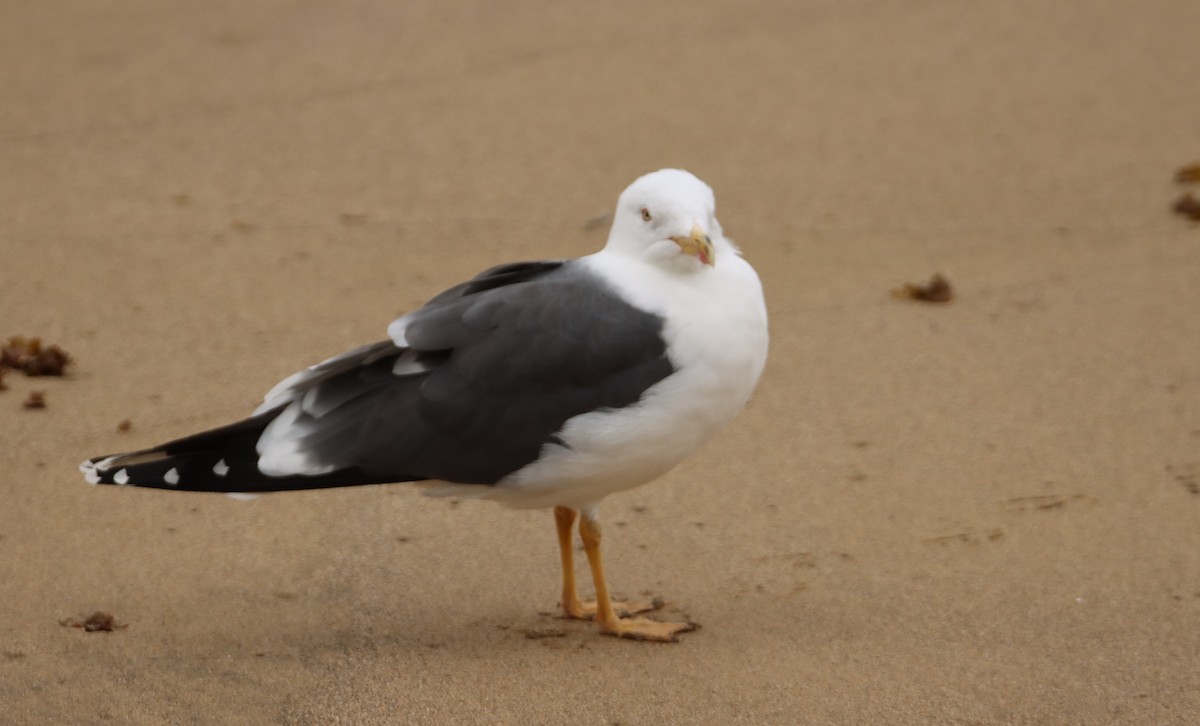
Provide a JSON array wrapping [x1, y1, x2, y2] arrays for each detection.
[[486, 247, 769, 510]]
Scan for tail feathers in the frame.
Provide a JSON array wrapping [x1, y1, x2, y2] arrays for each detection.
[[80, 413, 405, 494]]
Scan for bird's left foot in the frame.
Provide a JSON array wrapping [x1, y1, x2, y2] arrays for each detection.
[[599, 616, 698, 643]]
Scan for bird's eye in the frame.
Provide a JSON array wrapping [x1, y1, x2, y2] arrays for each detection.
[[640, 208, 652, 222]]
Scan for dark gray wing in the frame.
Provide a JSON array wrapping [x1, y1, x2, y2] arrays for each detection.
[[258, 260, 675, 485]]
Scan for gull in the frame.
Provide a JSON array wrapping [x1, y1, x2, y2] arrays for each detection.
[[81, 168, 769, 641]]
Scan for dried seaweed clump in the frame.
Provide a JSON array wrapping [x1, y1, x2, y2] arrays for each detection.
[[1172, 193, 1200, 222], [60, 611, 127, 632], [1174, 163, 1200, 185], [1172, 163, 1200, 222], [892, 273, 954, 303], [1, 336, 71, 376]]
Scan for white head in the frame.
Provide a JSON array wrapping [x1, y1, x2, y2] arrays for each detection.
[[606, 169, 730, 271]]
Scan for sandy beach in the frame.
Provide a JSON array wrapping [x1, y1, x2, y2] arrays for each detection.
[[2, 1, 1199, 723]]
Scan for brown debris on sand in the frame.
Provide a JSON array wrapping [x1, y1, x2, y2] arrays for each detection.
[[60, 611, 128, 632], [1174, 163, 1200, 185], [1171, 193, 1200, 222], [892, 273, 954, 303], [1, 336, 71, 376]]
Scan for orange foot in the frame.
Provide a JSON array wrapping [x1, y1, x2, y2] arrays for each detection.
[[599, 616, 698, 643]]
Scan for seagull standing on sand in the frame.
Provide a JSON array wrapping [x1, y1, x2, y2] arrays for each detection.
[[81, 169, 769, 641]]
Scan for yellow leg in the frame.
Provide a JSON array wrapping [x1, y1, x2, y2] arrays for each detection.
[[578, 511, 696, 642], [555, 506, 587, 619], [555, 506, 661, 621]]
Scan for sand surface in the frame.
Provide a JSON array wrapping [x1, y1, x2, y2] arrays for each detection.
[[2, 1, 1199, 723]]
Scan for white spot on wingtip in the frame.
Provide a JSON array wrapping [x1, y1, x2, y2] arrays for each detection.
[[226, 492, 258, 501], [164, 467, 180, 486], [213, 459, 230, 477], [81, 462, 101, 485], [114, 468, 130, 485]]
